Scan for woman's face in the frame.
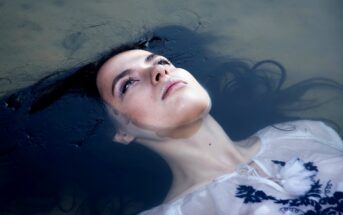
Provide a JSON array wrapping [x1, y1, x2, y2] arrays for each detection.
[[97, 49, 211, 140]]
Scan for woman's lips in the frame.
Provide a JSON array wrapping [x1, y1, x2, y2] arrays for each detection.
[[162, 81, 187, 100]]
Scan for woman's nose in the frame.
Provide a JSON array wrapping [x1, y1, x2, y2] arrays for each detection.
[[151, 65, 169, 85]]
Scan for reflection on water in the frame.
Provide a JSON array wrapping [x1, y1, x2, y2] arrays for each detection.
[[0, 1, 342, 214]]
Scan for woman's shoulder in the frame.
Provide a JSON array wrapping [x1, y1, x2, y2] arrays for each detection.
[[254, 120, 343, 152]]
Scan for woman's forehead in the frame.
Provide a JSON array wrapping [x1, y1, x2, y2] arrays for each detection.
[[98, 49, 150, 79], [105, 49, 152, 71]]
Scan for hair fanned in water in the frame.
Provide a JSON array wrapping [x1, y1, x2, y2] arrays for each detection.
[[208, 58, 343, 140]]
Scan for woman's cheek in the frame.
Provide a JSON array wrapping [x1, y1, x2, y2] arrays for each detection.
[[119, 94, 144, 120], [125, 103, 149, 123]]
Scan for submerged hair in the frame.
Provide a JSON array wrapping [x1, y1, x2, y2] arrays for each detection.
[[208, 59, 343, 139]]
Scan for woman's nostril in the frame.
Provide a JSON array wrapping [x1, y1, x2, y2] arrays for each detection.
[[156, 73, 161, 82]]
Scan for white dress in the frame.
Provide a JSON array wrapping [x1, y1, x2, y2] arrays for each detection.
[[139, 120, 343, 215]]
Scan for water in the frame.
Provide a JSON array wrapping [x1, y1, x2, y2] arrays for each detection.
[[0, 0, 342, 214], [1, 1, 342, 92]]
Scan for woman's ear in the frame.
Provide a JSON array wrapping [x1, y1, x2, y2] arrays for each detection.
[[113, 130, 135, 144]]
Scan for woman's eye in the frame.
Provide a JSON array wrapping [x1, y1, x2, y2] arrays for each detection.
[[157, 59, 170, 65], [121, 78, 137, 95]]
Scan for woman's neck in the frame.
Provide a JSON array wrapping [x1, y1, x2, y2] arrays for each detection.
[[140, 115, 260, 203]]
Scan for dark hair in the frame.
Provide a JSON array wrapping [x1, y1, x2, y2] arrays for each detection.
[[28, 41, 149, 113], [1, 25, 342, 215]]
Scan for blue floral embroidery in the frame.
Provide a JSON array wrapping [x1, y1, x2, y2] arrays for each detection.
[[272, 159, 318, 172], [303, 162, 318, 172], [235, 160, 343, 214], [271, 160, 286, 166], [236, 185, 276, 203]]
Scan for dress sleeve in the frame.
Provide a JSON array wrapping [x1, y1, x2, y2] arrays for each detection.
[[255, 120, 343, 152], [305, 120, 343, 152]]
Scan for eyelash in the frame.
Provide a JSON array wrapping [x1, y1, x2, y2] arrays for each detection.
[[120, 77, 138, 95], [157, 59, 171, 65]]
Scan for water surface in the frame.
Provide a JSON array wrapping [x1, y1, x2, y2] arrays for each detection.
[[0, 1, 342, 214]]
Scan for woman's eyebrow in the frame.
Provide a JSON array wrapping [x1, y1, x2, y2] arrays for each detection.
[[111, 69, 132, 96], [145, 53, 157, 63]]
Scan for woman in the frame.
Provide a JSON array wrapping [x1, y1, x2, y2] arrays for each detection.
[[1, 26, 343, 214], [95, 49, 343, 214]]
